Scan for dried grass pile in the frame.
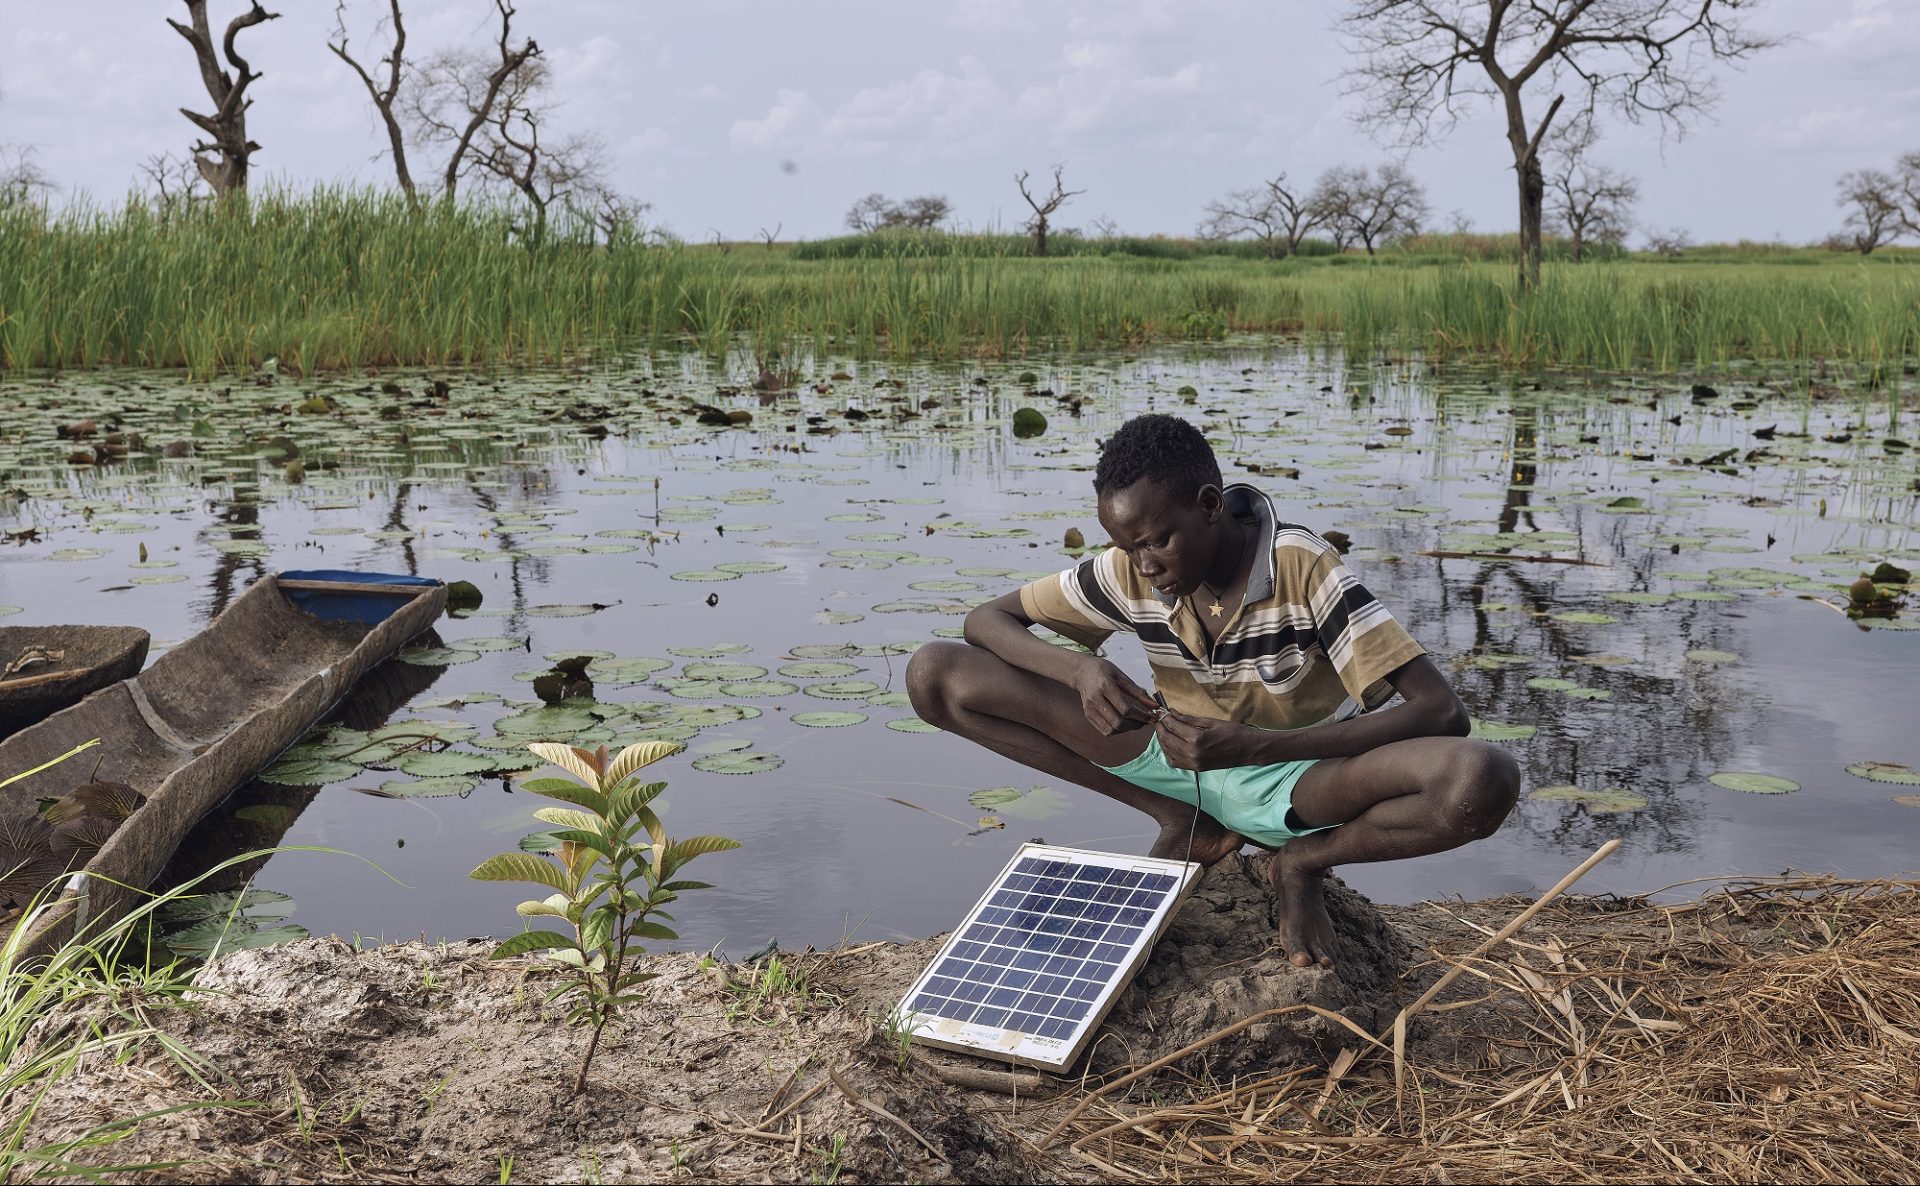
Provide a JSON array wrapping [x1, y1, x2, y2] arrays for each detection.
[[1043, 873, 1920, 1183]]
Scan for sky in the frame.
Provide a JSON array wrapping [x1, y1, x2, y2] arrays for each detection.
[[3, 0, 1917, 245]]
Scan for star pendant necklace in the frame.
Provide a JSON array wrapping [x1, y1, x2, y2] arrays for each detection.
[[1196, 522, 1246, 619]]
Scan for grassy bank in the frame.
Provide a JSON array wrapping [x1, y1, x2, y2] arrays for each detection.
[[2, 191, 1916, 375]]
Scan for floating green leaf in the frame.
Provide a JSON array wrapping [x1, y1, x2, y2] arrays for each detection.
[[967, 785, 1070, 820], [778, 661, 861, 679], [803, 680, 882, 699], [1468, 718, 1537, 741], [1708, 772, 1799, 794], [1686, 649, 1740, 664], [1844, 761, 1920, 786], [691, 750, 785, 775], [1528, 785, 1648, 813], [378, 774, 480, 798], [792, 711, 867, 728]]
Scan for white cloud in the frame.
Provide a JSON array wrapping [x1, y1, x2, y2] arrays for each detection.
[[729, 89, 822, 153]]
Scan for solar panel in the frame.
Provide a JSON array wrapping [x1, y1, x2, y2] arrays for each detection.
[[895, 843, 1200, 1072]]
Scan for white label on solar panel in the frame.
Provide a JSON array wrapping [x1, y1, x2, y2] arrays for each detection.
[[895, 843, 1200, 1072]]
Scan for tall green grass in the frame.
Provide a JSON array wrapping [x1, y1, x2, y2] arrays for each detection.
[[1, 189, 1915, 375]]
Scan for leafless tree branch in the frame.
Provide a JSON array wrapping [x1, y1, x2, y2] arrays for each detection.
[[1340, 0, 1777, 288], [166, 0, 281, 197], [328, 0, 415, 199], [1015, 165, 1084, 257]]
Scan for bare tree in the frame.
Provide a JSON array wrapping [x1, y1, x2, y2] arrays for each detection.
[[167, 1, 281, 198], [1015, 165, 1083, 257], [1544, 118, 1638, 261], [1895, 151, 1920, 240], [1834, 168, 1902, 256], [1643, 226, 1692, 257], [894, 194, 952, 229], [0, 145, 54, 211], [843, 192, 950, 232], [1198, 174, 1330, 258], [406, 0, 538, 201], [1340, 0, 1775, 291], [327, 0, 415, 199], [138, 151, 212, 219], [844, 192, 894, 233], [758, 222, 781, 249], [1089, 213, 1121, 239], [1310, 163, 1428, 255]]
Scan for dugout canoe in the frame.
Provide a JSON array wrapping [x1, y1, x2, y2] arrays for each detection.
[[0, 570, 445, 956], [0, 625, 151, 741]]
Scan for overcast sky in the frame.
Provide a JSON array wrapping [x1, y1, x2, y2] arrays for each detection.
[[4, 0, 1916, 244]]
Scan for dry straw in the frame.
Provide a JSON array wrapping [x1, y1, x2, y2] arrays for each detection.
[[1038, 867, 1920, 1183]]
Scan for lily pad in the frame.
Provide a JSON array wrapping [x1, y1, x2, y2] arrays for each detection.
[[803, 680, 882, 699], [392, 750, 502, 778], [1844, 761, 1920, 786], [778, 661, 861, 679], [257, 755, 361, 786], [691, 750, 785, 775], [1685, 649, 1740, 664], [1708, 772, 1799, 794], [791, 711, 868, 728], [967, 784, 1070, 820], [378, 774, 480, 798], [681, 662, 767, 682], [1468, 718, 1537, 742], [1550, 611, 1618, 625], [670, 569, 742, 582], [1529, 785, 1649, 813], [885, 717, 939, 733]]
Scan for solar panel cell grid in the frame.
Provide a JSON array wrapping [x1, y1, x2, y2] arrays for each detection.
[[902, 849, 1195, 1069]]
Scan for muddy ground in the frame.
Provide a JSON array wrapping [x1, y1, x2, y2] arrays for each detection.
[[4, 856, 1821, 1183]]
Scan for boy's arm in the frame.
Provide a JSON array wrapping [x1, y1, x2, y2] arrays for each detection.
[[1154, 655, 1469, 769], [964, 591, 1159, 735]]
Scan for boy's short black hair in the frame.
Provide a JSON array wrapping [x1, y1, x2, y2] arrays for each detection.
[[1093, 414, 1222, 501]]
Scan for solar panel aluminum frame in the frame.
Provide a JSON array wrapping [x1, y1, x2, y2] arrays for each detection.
[[895, 843, 1201, 1073]]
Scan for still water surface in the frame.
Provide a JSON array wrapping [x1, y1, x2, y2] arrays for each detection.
[[2, 345, 1915, 952]]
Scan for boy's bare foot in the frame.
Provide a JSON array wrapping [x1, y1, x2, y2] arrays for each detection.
[[1148, 812, 1243, 866], [1270, 848, 1338, 969]]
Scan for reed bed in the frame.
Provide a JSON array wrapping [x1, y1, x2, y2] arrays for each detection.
[[1044, 874, 1920, 1183], [2, 190, 1917, 375]]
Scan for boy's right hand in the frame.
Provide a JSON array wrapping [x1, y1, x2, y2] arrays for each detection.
[[1072, 659, 1160, 735]]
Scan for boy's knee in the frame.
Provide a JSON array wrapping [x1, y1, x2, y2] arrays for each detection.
[[1438, 741, 1520, 840], [905, 641, 968, 721]]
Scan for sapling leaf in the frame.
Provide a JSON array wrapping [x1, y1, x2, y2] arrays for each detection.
[[491, 930, 574, 958], [471, 853, 569, 891], [660, 880, 713, 892], [520, 779, 610, 813], [529, 742, 601, 784], [533, 807, 607, 834], [671, 835, 744, 859], [629, 921, 678, 941], [515, 899, 570, 919]]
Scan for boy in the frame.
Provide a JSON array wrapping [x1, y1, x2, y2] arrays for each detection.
[[906, 414, 1520, 969]]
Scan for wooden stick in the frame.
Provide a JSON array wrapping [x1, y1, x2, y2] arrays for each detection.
[[1415, 550, 1605, 566], [828, 1065, 941, 1157], [924, 1062, 1053, 1097], [1386, 839, 1621, 1103]]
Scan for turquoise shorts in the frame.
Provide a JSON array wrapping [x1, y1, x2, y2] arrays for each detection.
[[1098, 733, 1331, 849]]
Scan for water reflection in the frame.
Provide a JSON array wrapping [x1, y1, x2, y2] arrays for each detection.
[[0, 346, 1913, 946]]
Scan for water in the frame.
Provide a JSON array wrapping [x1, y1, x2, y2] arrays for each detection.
[[2, 345, 1915, 953]]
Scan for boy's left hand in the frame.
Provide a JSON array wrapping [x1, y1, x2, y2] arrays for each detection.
[[1153, 708, 1252, 771]]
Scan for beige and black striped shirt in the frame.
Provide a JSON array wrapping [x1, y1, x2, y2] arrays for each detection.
[[1019, 484, 1426, 730]]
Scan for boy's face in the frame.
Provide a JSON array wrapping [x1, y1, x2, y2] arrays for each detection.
[[1096, 477, 1223, 598]]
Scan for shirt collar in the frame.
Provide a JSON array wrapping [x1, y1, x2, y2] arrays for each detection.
[[1149, 482, 1277, 607]]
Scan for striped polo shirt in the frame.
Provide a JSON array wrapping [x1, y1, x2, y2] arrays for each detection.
[[1018, 483, 1426, 730]]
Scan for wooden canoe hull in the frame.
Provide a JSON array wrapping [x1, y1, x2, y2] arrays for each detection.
[[1, 571, 445, 957], [0, 626, 151, 741]]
